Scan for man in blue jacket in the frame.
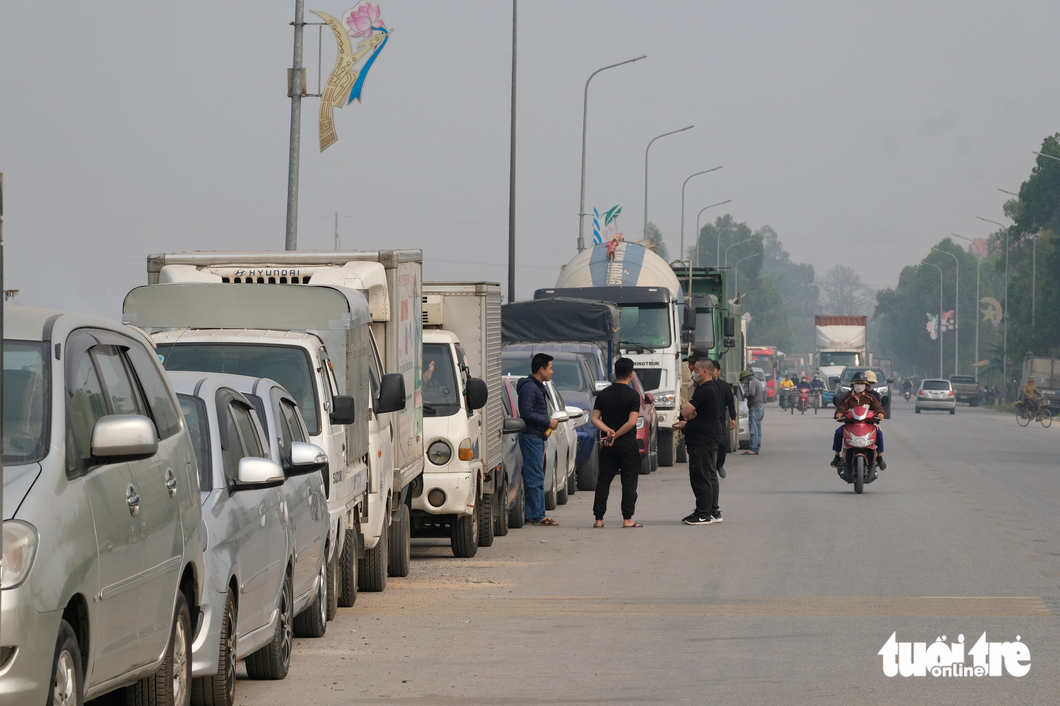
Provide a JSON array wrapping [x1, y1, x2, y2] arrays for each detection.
[[517, 353, 560, 526]]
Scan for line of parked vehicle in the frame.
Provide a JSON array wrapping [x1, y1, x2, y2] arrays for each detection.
[[2, 250, 675, 706]]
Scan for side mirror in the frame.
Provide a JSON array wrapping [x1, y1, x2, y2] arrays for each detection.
[[503, 417, 526, 434], [235, 457, 285, 490], [682, 306, 697, 331], [286, 441, 328, 476], [550, 410, 570, 423], [644, 393, 654, 405], [376, 373, 406, 414], [564, 405, 584, 419], [329, 395, 356, 425], [724, 338, 736, 348], [724, 316, 735, 338], [680, 330, 695, 344], [465, 377, 489, 411], [91, 415, 158, 460], [593, 380, 610, 393]]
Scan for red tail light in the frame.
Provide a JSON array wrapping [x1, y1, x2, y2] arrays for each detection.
[[917, 390, 925, 395], [947, 390, 954, 397]]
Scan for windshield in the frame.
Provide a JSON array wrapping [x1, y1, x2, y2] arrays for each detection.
[[619, 305, 671, 349], [841, 368, 886, 385], [752, 355, 774, 380], [550, 360, 588, 393], [177, 394, 211, 491], [160, 344, 321, 435], [422, 343, 461, 417], [923, 380, 950, 391], [819, 351, 861, 367], [3, 341, 50, 464]]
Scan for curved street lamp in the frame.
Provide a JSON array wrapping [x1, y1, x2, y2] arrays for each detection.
[[977, 216, 1011, 401], [733, 252, 762, 302], [679, 167, 722, 259], [931, 246, 959, 376], [643, 125, 694, 238], [951, 233, 982, 381], [576, 55, 647, 252], [694, 200, 731, 266], [724, 236, 755, 268], [922, 261, 944, 379]]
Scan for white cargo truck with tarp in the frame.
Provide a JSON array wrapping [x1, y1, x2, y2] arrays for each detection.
[[419, 282, 511, 557], [142, 250, 424, 593], [814, 315, 868, 391]]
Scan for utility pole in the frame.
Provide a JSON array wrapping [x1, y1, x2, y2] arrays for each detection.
[[334, 212, 340, 250], [285, 0, 306, 251], [507, 0, 517, 302], [0, 172, 5, 625]]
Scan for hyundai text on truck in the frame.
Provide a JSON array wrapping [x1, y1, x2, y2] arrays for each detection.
[[539, 240, 695, 467], [133, 249, 424, 596], [419, 282, 507, 557], [813, 315, 868, 391]]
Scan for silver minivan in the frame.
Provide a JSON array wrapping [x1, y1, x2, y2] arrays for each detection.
[[169, 372, 327, 706], [0, 307, 205, 705]]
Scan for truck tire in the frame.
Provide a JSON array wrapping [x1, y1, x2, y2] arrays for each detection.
[[576, 444, 598, 491], [676, 437, 687, 464], [387, 504, 410, 578], [478, 491, 495, 547], [339, 528, 358, 606], [970, 397, 979, 407], [658, 430, 674, 467], [544, 453, 558, 511], [494, 478, 509, 537], [293, 562, 327, 638], [451, 512, 478, 558], [509, 482, 526, 529], [325, 542, 339, 619], [358, 525, 388, 593]]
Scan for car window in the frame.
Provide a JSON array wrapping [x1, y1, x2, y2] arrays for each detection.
[[232, 402, 266, 459], [93, 347, 146, 416], [125, 345, 182, 439], [280, 399, 307, 443], [551, 360, 586, 392], [922, 380, 950, 391], [177, 394, 211, 490], [219, 403, 244, 481], [68, 352, 107, 469], [4, 340, 49, 465], [246, 394, 269, 439], [275, 402, 294, 457], [501, 383, 512, 416]]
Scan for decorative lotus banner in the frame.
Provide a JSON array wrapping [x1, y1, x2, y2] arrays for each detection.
[[312, 2, 392, 151]]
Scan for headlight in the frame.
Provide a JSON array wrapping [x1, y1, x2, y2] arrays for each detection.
[[739, 409, 748, 419], [851, 437, 870, 448], [636, 418, 645, 429], [653, 392, 676, 408], [427, 440, 453, 466], [2, 521, 39, 589]]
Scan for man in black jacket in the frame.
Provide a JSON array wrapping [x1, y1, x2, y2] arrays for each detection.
[[711, 359, 737, 485], [673, 358, 720, 525], [516, 353, 560, 526]]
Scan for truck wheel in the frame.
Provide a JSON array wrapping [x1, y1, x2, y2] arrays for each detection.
[[339, 528, 359, 605], [970, 397, 979, 407], [451, 512, 479, 558], [494, 478, 509, 537], [544, 454, 558, 511], [576, 444, 599, 491], [478, 491, 495, 547], [509, 482, 526, 529], [676, 437, 687, 464], [658, 430, 674, 467], [387, 504, 411, 578], [358, 524, 388, 592]]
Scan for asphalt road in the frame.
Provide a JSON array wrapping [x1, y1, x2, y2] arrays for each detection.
[[234, 397, 1060, 705]]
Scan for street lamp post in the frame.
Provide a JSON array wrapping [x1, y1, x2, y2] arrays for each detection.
[[576, 55, 647, 253], [733, 252, 761, 302], [923, 261, 944, 379], [716, 224, 741, 269], [679, 167, 722, 261], [952, 233, 982, 381], [643, 125, 694, 238], [931, 247, 959, 376], [978, 216, 1010, 402], [724, 238, 756, 301], [694, 200, 731, 266]]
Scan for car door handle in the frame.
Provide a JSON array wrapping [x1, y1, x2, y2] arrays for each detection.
[[259, 504, 267, 527], [165, 469, 178, 497], [127, 486, 141, 517]]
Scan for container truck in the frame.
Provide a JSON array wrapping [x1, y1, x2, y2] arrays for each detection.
[[813, 315, 868, 391], [419, 282, 510, 557], [538, 241, 696, 467], [139, 250, 424, 595]]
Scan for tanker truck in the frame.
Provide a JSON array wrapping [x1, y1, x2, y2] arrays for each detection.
[[537, 240, 695, 467]]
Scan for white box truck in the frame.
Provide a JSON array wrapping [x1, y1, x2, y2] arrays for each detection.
[[814, 315, 868, 391], [418, 282, 507, 557], [142, 250, 424, 593]]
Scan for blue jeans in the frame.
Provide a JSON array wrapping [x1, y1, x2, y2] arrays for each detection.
[[519, 434, 546, 522], [749, 405, 764, 453]]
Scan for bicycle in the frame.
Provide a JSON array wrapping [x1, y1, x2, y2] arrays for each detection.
[[1016, 399, 1051, 427]]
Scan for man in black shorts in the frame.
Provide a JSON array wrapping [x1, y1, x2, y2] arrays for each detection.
[[590, 357, 643, 528]]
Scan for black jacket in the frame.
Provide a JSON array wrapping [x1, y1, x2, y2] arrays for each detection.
[[517, 376, 551, 438]]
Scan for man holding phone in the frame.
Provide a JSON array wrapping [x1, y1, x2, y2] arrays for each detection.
[[590, 357, 642, 528]]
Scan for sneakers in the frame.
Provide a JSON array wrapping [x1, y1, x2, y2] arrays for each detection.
[[877, 456, 888, 470], [717, 466, 727, 479], [682, 513, 714, 526], [829, 455, 840, 468], [711, 513, 723, 523]]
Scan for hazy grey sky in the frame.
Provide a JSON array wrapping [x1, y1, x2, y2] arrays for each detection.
[[2, 1, 1057, 320]]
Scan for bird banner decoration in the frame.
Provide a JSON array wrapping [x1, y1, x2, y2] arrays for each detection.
[[312, 2, 392, 151], [926, 312, 938, 340], [980, 297, 1002, 328]]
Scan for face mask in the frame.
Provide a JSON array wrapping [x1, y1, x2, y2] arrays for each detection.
[[853, 384, 867, 393]]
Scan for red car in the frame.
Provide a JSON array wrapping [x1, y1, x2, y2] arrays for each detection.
[[630, 372, 659, 474]]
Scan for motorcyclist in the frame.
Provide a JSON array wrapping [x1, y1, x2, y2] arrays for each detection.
[[779, 373, 795, 407], [796, 376, 812, 391], [809, 373, 826, 406], [902, 378, 913, 395], [830, 372, 887, 470]]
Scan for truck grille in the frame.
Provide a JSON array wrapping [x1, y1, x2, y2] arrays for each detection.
[[636, 368, 662, 391]]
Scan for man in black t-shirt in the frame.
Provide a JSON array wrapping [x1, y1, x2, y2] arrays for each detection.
[[673, 358, 720, 525], [590, 357, 643, 528]]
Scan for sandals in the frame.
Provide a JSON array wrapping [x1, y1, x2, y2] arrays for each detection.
[[531, 517, 559, 526], [623, 521, 643, 528]]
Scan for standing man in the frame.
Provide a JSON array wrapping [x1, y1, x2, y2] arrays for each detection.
[[517, 353, 560, 526], [741, 369, 765, 455], [590, 357, 642, 528], [710, 359, 737, 482], [673, 359, 719, 525]]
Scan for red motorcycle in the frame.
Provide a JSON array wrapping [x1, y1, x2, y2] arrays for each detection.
[[838, 405, 880, 494], [796, 387, 810, 415]]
